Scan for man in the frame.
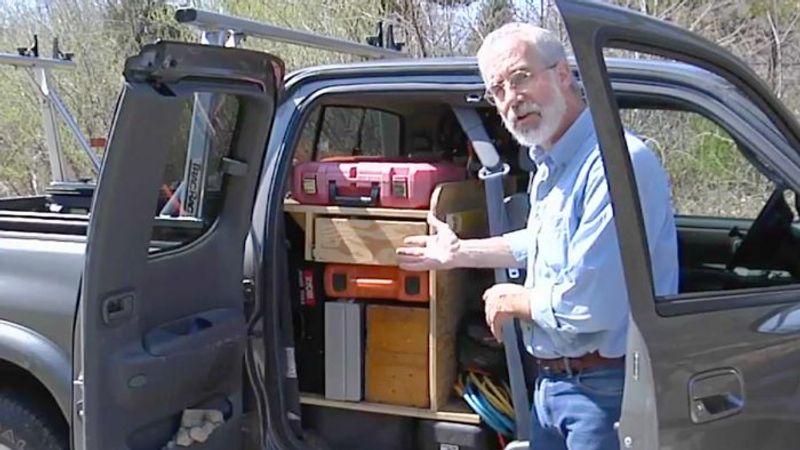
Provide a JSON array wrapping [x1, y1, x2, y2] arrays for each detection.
[[396, 22, 679, 450]]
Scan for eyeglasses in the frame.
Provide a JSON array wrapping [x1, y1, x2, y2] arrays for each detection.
[[484, 62, 558, 106]]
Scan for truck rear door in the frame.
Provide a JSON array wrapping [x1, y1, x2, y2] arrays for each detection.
[[72, 41, 283, 450], [556, 0, 800, 448]]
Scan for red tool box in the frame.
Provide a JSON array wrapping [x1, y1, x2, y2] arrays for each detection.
[[324, 264, 429, 303], [291, 157, 465, 209]]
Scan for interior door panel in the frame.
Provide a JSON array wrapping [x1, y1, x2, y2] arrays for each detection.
[[73, 42, 282, 450]]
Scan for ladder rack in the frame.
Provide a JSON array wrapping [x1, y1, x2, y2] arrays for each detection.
[[174, 7, 408, 59], [1, 38, 100, 181]]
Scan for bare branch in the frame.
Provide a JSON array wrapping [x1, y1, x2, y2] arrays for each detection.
[[766, 10, 783, 96], [688, 2, 716, 33]]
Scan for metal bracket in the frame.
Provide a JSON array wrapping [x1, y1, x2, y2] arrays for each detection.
[[222, 157, 248, 177]]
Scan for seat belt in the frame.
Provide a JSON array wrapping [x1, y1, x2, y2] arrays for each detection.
[[452, 106, 531, 446]]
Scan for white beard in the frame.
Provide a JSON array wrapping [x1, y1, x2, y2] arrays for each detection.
[[502, 75, 567, 148]]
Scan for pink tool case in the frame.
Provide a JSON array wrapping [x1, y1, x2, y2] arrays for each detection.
[[292, 157, 465, 209]]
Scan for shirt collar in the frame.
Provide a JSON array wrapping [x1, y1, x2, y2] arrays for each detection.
[[529, 107, 594, 168]]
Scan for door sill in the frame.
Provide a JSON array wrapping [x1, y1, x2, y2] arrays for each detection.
[[299, 393, 480, 424]]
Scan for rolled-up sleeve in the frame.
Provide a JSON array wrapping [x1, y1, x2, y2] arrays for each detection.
[[529, 159, 629, 337], [502, 228, 530, 264]]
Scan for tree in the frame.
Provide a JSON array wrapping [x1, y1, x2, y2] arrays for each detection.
[[104, 0, 190, 55], [465, 0, 515, 53]]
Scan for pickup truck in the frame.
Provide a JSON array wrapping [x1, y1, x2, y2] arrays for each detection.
[[3, 1, 800, 449]]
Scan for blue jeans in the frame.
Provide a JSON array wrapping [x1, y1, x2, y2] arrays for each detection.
[[531, 364, 624, 450]]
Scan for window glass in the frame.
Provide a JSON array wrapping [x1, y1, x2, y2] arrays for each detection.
[[621, 107, 800, 294], [620, 108, 773, 219], [295, 106, 401, 161], [151, 92, 240, 251]]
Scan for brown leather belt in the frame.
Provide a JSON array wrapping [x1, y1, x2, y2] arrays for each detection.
[[535, 352, 625, 375]]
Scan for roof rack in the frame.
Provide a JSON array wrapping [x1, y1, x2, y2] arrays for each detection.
[[1, 35, 100, 182], [174, 7, 408, 59]]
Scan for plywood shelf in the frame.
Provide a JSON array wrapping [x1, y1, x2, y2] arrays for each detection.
[[299, 394, 480, 425]]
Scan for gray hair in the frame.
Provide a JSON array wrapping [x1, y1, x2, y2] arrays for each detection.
[[476, 22, 582, 98]]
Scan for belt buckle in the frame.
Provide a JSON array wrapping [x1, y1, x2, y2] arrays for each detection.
[[562, 357, 574, 377], [537, 358, 573, 376], [539, 363, 554, 375]]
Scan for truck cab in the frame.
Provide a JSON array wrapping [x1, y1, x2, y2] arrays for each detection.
[[64, 1, 800, 449]]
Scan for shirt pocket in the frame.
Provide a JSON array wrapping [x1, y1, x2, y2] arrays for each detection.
[[535, 214, 569, 274]]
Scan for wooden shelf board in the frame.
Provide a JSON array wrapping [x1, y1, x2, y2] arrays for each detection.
[[299, 394, 480, 425], [283, 199, 429, 219]]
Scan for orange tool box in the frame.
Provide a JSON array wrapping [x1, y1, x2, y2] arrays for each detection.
[[323, 264, 429, 303]]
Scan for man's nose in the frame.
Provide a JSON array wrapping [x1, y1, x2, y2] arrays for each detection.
[[506, 93, 524, 113]]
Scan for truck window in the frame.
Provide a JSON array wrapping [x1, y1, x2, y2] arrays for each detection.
[[150, 92, 240, 252], [620, 106, 800, 296], [622, 109, 774, 219], [295, 106, 401, 161]]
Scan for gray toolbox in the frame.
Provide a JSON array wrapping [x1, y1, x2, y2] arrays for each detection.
[[324, 301, 364, 401]]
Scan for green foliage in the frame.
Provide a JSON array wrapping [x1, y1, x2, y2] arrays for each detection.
[[686, 115, 740, 179], [622, 108, 774, 219]]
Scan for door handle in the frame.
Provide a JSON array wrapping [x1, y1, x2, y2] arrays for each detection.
[[689, 368, 744, 423], [102, 293, 135, 325]]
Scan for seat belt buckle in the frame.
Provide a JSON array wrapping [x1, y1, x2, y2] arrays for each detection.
[[478, 163, 510, 181]]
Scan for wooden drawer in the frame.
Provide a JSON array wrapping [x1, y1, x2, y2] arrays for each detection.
[[313, 217, 427, 265]]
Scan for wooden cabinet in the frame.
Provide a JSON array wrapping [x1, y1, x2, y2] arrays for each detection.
[[283, 179, 488, 425]]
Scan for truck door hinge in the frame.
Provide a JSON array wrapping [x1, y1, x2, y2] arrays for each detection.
[[242, 278, 255, 303], [73, 374, 85, 420]]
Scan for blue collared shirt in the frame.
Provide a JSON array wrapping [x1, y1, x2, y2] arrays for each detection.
[[503, 108, 679, 359]]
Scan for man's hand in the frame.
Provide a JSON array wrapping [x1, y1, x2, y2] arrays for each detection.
[[396, 212, 459, 271], [482, 283, 532, 342]]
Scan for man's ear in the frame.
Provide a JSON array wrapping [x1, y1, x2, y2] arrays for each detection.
[[556, 60, 572, 89]]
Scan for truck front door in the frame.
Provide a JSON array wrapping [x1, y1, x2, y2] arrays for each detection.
[[556, 0, 800, 448]]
